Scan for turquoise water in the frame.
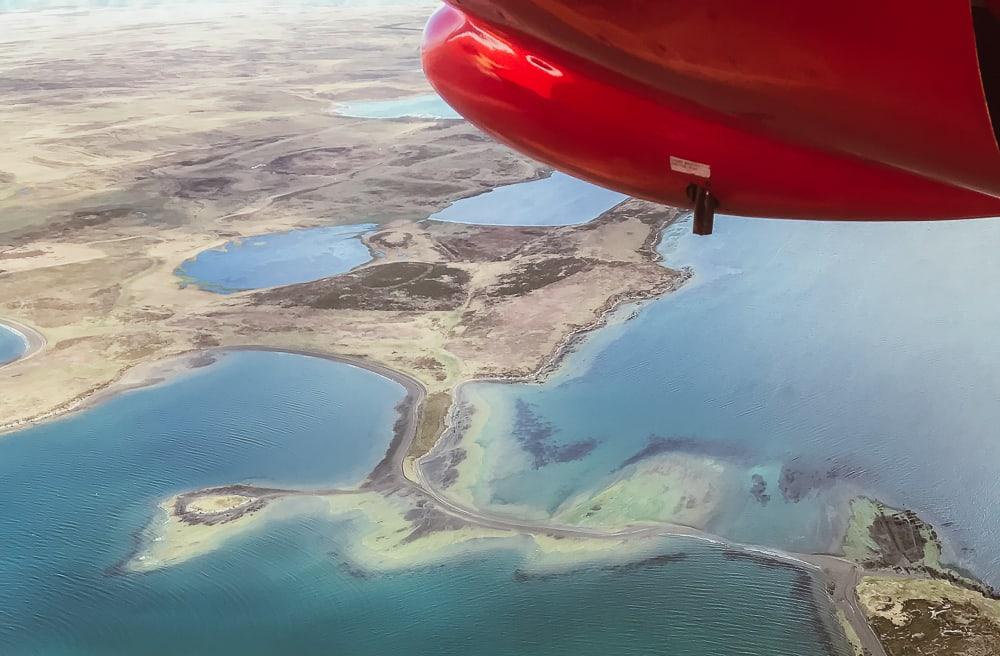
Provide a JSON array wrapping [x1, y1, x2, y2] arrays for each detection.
[[0, 349, 848, 655], [455, 215, 1000, 584], [3, 530, 850, 656], [429, 172, 628, 226], [0, 324, 27, 365], [176, 224, 374, 294], [335, 93, 461, 120], [0, 350, 402, 652]]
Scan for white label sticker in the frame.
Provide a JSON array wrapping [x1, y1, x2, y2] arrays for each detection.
[[669, 156, 711, 179]]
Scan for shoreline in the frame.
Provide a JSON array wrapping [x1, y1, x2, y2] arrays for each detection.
[[0, 219, 963, 656], [0, 349, 207, 436], [0, 317, 46, 368], [220, 345, 427, 494], [0, 343, 428, 438], [0, 334, 912, 656], [439, 210, 691, 394]]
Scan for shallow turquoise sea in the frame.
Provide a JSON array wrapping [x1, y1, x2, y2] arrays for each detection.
[[459, 214, 1000, 584], [0, 350, 848, 655], [0, 324, 26, 365]]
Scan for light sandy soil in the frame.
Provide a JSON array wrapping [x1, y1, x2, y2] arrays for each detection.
[[186, 495, 252, 515], [0, 4, 684, 438]]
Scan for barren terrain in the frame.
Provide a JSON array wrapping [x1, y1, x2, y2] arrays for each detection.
[[0, 3, 684, 440]]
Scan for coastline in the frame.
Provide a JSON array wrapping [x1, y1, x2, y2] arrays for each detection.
[[221, 345, 428, 493], [0, 349, 207, 436], [0, 317, 46, 368], [0, 221, 970, 656], [0, 208, 683, 438], [10, 330, 907, 656], [454, 209, 691, 390]]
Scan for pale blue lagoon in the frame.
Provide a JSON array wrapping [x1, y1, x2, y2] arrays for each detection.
[[455, 215, 1000, 585], [335, 93, 461, 120], [0, 349, 849, 655], [176, 224, 375, 294], [429, 172, 628, 226], [0, 324, 27, 366]]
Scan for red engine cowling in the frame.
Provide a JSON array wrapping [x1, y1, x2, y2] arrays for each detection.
[[422, 2, 1000, 221]]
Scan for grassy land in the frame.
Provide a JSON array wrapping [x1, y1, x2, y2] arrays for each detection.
[[410, 390, 453, 459]]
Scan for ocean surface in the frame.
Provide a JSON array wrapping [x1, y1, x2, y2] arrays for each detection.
[[176, 224, 375, 293], [0, 349, 848, 655], [429, 172, 628, 226], [0, 323, 27, 365], [455, 214, 1000, 585], [335, 93, 461, 120]]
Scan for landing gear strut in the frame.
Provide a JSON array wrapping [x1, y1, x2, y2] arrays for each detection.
[[686, 184, 718, 236]]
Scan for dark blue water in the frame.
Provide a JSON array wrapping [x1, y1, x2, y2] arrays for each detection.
[[454, 215, 1000, 584], [176, 224, 375, 294], [0, 348, 849, 656], [429, 172, 628, 226], [0, 324, 26, 365]]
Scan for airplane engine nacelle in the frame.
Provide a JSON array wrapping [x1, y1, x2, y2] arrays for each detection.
[[422, 2, 1000, 222]]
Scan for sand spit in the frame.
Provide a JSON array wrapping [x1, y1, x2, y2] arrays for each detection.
[[69, 341, 983, 656]]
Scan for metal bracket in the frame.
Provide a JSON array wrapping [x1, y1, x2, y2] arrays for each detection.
[[686, 183, 718, 235]]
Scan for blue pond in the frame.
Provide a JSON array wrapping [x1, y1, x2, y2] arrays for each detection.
[[429, 172, 628, 226], [177, 224, 374, 293], [0, 324, 27, 366], [457, 214, 1000, 585], [335, 93, 461, 120], [0, 349, 849, 656]]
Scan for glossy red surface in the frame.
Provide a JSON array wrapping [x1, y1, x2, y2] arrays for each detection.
[[440, 0, 1000, 200], [422, 4, 1000, 220]]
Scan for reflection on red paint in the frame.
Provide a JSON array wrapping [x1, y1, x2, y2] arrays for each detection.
[[423, 4, 1000, 221]]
